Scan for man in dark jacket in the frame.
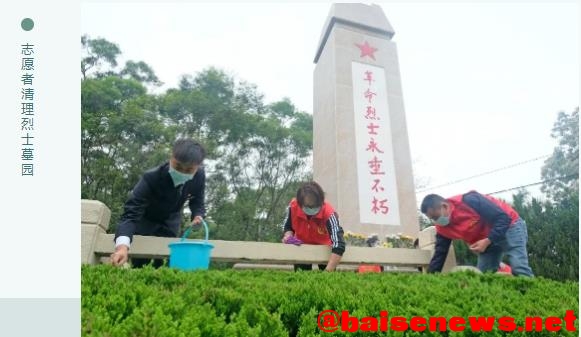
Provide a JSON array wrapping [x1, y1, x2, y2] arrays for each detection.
[[420, 191, 533, 277], [110, 139, 206, 268]]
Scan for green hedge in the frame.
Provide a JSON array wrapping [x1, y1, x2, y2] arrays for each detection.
[[82, 265, 578, 336]]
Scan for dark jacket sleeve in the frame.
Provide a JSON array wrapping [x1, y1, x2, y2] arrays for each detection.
[[462, 191, 511, 244], [115, 177, 152, 242], [326, 212, 346, 256], [282, 207, 292, 233], [188, 169, 206, 219], [427, 233, 452, 273]]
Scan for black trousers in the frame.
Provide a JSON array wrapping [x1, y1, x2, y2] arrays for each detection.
[[130, 218, 179, 269], [294, 264, 327, 271], [131, 257, 167, 268]]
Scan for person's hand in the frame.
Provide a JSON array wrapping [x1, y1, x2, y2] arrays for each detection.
[[325, 253, 342, 272], [282, 231, 294, 243], [110, 245, 129, 266], [191, 216, 203, 228], [190, 215, 203, 231], [469, 238, 491, 253]]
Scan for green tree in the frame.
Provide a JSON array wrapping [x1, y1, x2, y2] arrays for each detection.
[[209, 99, 313, 242], [512, 191, 578, 281], [81, 36, 173, 228], [120, 60, 162, 86], [81, 76, 172, 226], [81, 35, 121, 79], [81, 38, 312, 239], [541, 107, 579, 201]]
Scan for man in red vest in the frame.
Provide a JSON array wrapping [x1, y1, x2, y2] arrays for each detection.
[[420, 191, 534, 276], [281, 182, 345, 271]]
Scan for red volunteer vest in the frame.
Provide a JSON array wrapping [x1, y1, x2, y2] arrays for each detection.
[[289, 198, 335, 246], [436, 192, 520, 245]]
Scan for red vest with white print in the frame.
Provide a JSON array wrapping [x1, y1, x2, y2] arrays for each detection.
[[289, 198, 334, 246], [435, 193, 520, 245]]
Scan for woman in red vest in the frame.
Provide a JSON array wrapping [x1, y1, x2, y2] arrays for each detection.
[[420, 191, 534, 277], [281, 182, 346, 271]]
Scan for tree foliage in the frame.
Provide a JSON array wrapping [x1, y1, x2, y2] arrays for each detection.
[[541, 107, 579, 201], [81, 37, 312, 240]]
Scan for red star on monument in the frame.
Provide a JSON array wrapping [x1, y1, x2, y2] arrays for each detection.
[[355, 41, 378, 60]]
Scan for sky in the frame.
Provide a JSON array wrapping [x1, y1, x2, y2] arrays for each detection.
[[81, 1, 579, 205]]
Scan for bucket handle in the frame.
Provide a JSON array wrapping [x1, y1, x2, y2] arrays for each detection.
[[181, 218, 210, 242]]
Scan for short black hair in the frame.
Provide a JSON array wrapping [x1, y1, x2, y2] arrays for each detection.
[[172, 139, 206, 165], [296, 181, 325, 207], [420, 194, 446, 214]]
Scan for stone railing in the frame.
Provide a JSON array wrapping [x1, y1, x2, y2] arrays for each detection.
[[81, 199, 456, 272]]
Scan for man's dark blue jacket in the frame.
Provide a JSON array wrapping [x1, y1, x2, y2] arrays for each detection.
[[114, 162, 205, 242]]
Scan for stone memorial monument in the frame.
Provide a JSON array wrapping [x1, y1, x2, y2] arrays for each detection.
[[313, 3, 419, 239]]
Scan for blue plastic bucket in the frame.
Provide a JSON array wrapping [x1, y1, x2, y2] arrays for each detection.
[[168, 219, 214, 271]]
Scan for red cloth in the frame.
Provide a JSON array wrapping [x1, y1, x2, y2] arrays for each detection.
[[358, 265, 382, 273], [498, 262, 512, 273]]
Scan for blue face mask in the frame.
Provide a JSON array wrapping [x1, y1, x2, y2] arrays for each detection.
[[169, 166, 194, 187], [435, 205, 450, 226], [436, 216, 450, 226], [302, 206, 321, 216]]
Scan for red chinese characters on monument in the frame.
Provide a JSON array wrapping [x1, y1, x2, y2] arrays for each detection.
[[371, 179, 385, 192], [355, 44, 390, 216], [364, 70, 374, 85], [364, 89, 376, 103], [367, 123, 379, 135], [365, 106, 379, 120], [366, 138, 384, 154], [367, 156, 385, 175], [371, 197, 389, 215]]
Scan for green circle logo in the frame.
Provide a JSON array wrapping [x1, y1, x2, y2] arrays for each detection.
[[21, 18, 34, 31]]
